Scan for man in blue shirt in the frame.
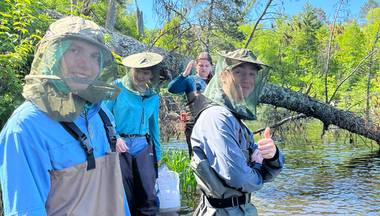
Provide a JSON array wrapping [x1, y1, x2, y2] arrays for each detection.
[[0, 16, 130, 216]]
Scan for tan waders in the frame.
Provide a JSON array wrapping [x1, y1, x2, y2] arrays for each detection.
[[46, 108, 125, 216], [46, 149, 125, 216]]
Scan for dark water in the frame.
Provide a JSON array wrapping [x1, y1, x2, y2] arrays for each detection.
[[160, 122, 380, 216]]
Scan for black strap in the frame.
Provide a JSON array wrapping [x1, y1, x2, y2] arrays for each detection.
[[59, 108, 116, 171], [193, 75, 201, 91], [98, 108, 117, 152], [60, 121, 96, 171], [207, 194, 251, 208], [145, 133, 158, 179]]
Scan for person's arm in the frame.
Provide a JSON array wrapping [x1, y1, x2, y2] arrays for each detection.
[[199, 109, 266, 193], [0, 131, 51, 216], [167, 74, 189, 94], [149, 97, 161, 162], [167, 60, 194, 94]]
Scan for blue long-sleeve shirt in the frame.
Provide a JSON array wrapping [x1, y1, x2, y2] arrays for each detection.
[[0, 101, 130, 216], [191, 106, 285, 193], [167, 73, 207, 95], [105, 79, 161, 161]]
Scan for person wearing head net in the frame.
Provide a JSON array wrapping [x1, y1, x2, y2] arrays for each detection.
[[167, 52, 213, 157], [190, 49, 285, 215], [105, 52, 163, 216], [0, 17, 130, 216]]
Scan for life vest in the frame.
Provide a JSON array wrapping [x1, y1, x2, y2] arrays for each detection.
[[185, 75, 209, 124]]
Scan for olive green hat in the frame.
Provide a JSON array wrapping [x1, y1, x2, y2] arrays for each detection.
[[217, 49, 270, 71], [38, 16, 113, 67], [122, 52, 163, 68]]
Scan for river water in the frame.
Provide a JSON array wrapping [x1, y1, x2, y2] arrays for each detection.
[[160, 121, 380, 216]]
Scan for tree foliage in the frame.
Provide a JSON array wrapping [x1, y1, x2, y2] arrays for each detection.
[[0, 0, 54, 128]]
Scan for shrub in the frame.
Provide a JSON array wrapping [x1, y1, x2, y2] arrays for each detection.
[[0, 0, 54, 129]]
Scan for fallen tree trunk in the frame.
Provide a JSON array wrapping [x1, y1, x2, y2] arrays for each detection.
[[105, 30, 193, 79], [259, 84, 380, 146]]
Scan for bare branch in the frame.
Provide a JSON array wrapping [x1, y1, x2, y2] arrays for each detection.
[[244, 0, 273, 49], [328, 46, 380, 104], [366, 23, 380, 120], [324, 0, 343, 103], [253, 114, 307, 134], [162, 2, 206, 52]]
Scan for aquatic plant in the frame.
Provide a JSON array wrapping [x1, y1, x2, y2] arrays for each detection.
[[160, 149, 197, 193]]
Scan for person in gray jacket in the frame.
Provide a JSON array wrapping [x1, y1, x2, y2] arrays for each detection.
[[191, 49, 285, 216]]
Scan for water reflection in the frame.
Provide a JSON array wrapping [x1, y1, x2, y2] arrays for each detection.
[[160, 122, 380, 215]]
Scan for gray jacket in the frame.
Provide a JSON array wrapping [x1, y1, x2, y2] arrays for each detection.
[[191, 106, 285, 216]]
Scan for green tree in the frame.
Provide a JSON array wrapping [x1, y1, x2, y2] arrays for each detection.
[[0, 0, 54, 129]]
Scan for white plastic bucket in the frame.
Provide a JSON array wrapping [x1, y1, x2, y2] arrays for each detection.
[[155, 166, 181, 211]]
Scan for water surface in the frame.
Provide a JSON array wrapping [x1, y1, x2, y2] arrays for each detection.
[[160, 122, 380, 216]]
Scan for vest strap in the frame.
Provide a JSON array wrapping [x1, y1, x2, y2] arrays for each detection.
[[60, 121, 96, 171], [193, 75, 201, 91], [59, 108, 116, 171], [98, 108, 117, 152]]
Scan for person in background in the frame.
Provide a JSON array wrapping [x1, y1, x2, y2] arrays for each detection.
[[0, 16, 129, 216], [105, 52, 162, 216], [167, 52, 213, 157], [190, 49, 285, 215]]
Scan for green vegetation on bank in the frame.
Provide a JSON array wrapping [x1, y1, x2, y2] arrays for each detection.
[[0, 0, 54, 128], [160, 149, 197, 193]]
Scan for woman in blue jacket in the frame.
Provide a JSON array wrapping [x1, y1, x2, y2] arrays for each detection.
[[167, 52, 213, 157], [105, 52, 163, 216]]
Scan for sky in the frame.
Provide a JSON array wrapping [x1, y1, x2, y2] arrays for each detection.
[[133, 0, 368, 30]]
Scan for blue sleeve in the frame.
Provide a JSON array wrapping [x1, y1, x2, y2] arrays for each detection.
[[149, 97, 161, 161], [167, 74, 189, 94], [0, 131, 51, 216]]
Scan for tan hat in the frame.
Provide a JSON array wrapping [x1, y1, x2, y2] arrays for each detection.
[[122, 52, 163, 68], [217, 49, 270, 71], [39, 16, 113, 67]]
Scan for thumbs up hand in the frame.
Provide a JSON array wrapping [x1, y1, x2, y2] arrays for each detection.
[[257, 127, 277, 159]]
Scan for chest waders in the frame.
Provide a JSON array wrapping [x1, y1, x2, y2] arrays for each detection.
[[119, 134, 158, 216], [185, 75, 209, 158], [191, 106, 258, 216], [46, 108, 125, 216]]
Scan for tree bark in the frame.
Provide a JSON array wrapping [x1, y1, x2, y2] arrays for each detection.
[[71, 0, 77, 13], [259, 83, 380, 145], [135, 0, 144, 37], [105, 0, 117, 31], [103, 28, 193, 79]]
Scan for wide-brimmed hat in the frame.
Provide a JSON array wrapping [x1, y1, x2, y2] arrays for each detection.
[[217, 49, 270, 71], [122, 52, 163, 68], [38, 16, 114, 67]]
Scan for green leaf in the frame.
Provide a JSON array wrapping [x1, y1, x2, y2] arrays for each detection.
[[0, 12, 12, 18]]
